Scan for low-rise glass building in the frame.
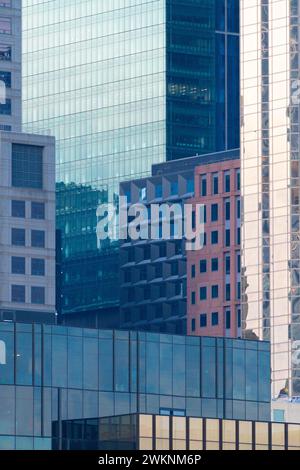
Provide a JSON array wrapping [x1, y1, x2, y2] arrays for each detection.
[[0, 322, 270, 449]]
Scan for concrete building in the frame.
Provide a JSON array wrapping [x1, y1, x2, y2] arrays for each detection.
[[187, 159, 241, 337]]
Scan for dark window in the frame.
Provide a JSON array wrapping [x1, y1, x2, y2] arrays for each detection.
[[191, 319, 196, 332], [171, 262, 178, 276], [11, 200, 25, 218], [237, 282, 241, 300], [31, 286, 45, 304], [0, 44, 11, 61], [226, 310, 231, 329], [200, 287, 207, 300], [212, 285, 219, 299], [11, 285, 25, 303], [200, 314, 207, 328], [155, 184, 162, 198], [236, 170, 241, 191], [226, 284, 231, 301], [201, 176, 207, 196], [237, 309, 241, 328], [159, 244, 166, 258], [191, 264, 196, 278], [212, 312, 219, 326], [0, 70, 11, 87], [31, 202, 45, 220], [211, 230, 219, 245], [225, 229, 230, 247], [124, 270, 131, 283], [225, 200, 231, 221], [225, 255, 231, 275], [191, 292, 196, 305], [155, 264, 163, 278], [12, 144, 43, 189], [237, 253, 241, 273], [211, 203, 218, 222], [200, 259, 207, 273], [140, 267, 147, 281], [31, 230, 45, 248], [31, 258, 45, 276], [0, 98, 11, 115], [211, 258, 219, 272], [225, 172, 231, 192], [170, 181, 178, 196], [237, 198, 241, 219], [11, 256, 25, 275], [237, 227, 241, 245], [11, 228, 25, 246], [213, 173, 219, 194], [187, 179, 194, 193]]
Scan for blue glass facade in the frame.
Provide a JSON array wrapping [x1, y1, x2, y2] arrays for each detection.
[[22, 1, 239, 319], [0, 322, 270, 449]]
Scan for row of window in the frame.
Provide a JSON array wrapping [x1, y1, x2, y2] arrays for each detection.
[[11, 256, 45, 276], [191, 253, 241, 277], [11, 200, 45, 220], [200, 169, 240, 197], [11, 285, 45, 305], [200, 227, 240, 247], [123, 262, 179, 283], [199, 198, 240, 224], [191, 283, 240, 304], [11, 228, 45, 248], [191, 309, 241, 331]]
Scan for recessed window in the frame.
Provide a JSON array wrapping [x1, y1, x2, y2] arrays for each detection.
[[11, 285, 25, 303], [200, 314, 207, 328], [191, 291, 196, 305], [236, 170, 241, 191], [11, 200, 25, 218], [211, 231, 219, 245], [211, 258, 219, 272], [237, 282, 241, 300], [31, 286, 45, 305], [225, 199, 231, 221], [225, 254, 231, 275], [11, 228, 25, 246], [237, 253, 241, 273], [191, 264, 196, 278], [12, 144, 43, 189], [226, 310, 231, 330], [0, 98, 11, 115], [201, 175, 207, 197], [212, 312, 219, 326], [211, 203, 218, 222], [31, 230, 45, 248], [31, 202, 45, 220], [236, 198, 241, 219], [155, 184, 162, 198], [0, 44, 11, 61], [225, 229, 230, 247], [31, 258, 45, 276], [200, 259, 207, 273], [191, 319, 196, 332], [213, 173, 219, 195], [0, 17, 11, 35], [11, 256, 25, 275], [200, 287, 207, 301], [212, 285, 219, 299], [237, 227, 241, 245], [0, 70, 11, 88], [170, 180, 178, 196], [226, 283, 231, 301], [224, 172, 231, 192]]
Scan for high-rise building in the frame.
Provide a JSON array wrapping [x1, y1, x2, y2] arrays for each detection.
[[241, 1, 300, 399], [22, 0, 240, 323], [0, 1, 56, 323]]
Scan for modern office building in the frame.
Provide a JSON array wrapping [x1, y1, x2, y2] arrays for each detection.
[[22, 0, 240, 323], [0, 0, 21, 132], [57, 414, 300, 451], [0, 323, 270, 449], [241, 1, 300, 399], [187, 159, 241, 337], [119, 149, 239, 334]]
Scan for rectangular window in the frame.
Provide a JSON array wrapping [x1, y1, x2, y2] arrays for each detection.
[[225, 254, 231, 275], [11, 200, 25, 218], [31, 202, 45, 220], [212, 285, 219, 299], [200, 314, 207, 328], [31, 259, 45, 277], [212, 312, 219, 326], [201, 175, 207, 196], [237, 227, 241, 245], [211, 258, 219, 272], [31, 286, 45, 305], [191, 264, 196, 278], [237, 282, 241, 300], [226, 310, 231, 330], [0, 44, 11, 61], [226, 284, 231, 301], [200, 287, 207, 301], [187, 179, 194, 194], [191, 292, 196, 305], [0, 70, 11, 87], [11, 228, 25, 246], [237, 309, 241, 328], [211, 231, 219, 245], [237, 253, 241, 274], [225, 229, 230, 247], [11, 285, 25, 303], [0, 17, 11, 35], [236, 170, 241, 191], [12, 144, 43, 189], [225, 172, 231, 192], [0, 98, 11, 115], [211, 203, 218, 222], [213, 173, 219, 195], [225, 199, 231, 221], [200, 259, 207, 273], [155, 184, 162, 198], [170, 181, 178, 196], [11, 256, 25, 275], [191, 319, 196, 332], [236, 198, 241, 219], [31, 230, 45, 248]]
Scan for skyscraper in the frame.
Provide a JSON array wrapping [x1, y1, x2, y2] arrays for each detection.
[[241, 0, 300, 399], [22, 1, 239, 322]]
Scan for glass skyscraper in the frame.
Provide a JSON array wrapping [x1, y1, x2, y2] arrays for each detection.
[[22, 1, 239, 321], [241, 0, 300, 399]]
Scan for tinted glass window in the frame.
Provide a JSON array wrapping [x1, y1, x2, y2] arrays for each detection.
[[31, 286, 45, 304], [11, 284, 25, 302], [0, 44, 11, 61], [31, 230, 45, 248], [12, 144, 43, 189], [0, 98, 11, 114], [0, 70, 11, 87], [12, 200, 25, 218], [31, 258, 45, 276], [31, 202, 45, 220], [12, 256, 25, 274]]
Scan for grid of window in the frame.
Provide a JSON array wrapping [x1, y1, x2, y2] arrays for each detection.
[[12, 144, 43, 189]]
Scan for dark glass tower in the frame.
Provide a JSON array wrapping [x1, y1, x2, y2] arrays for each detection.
[[22, 1, 239, 323]]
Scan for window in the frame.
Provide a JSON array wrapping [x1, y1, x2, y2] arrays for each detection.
[[155, 184, 162, 198], [225, 254, 231, 275], [225, 229, 230, 247], [11, 256, 25, 275], [12, 228, 25, 246], [213, 173, 219, 195], [211, 231, 219, 245], [124, 270, 131, 283], [31, 259, 45, 276], [159, 244, 166, 258], [31, 230, 45, 248], [201, 175, 207, 196], [191, 292, 196, 305], [212, 312, 219, 326], [212, 285, 219, 299], [236, 170, 241, 191], [200, 314, 207, 328], [0, 70, 11, 87], [237, 253, 241, 273], [226, 284, 231, 301], [11, 285, 25, 303], [11, 200, 25, 218], [237, 282, 241, 300], [31, 286, 45, 305], [226, 310, 231, 330], [225, 172, 231, 192], [225, 199, 231, 221], [31, 202, 45, 220], [187, 179, 194, 193], [237, 308, 241, 328], [171, 262, 178, 276], [191, 319, 196, 332], [12, 144, 43, 189], [200, 260, 207, 273], [0, 44, 11, 61], [191, 264, 196, 278], [200, 287, 207, 300], [237, 227, 241, 245], [0, 17, 11, 35], [0, 98, 11, 115], [211, 258, 219, 272], [236, 198, 241, 219], [211, 204, 218, 222], [170, 181, 178, 196]]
